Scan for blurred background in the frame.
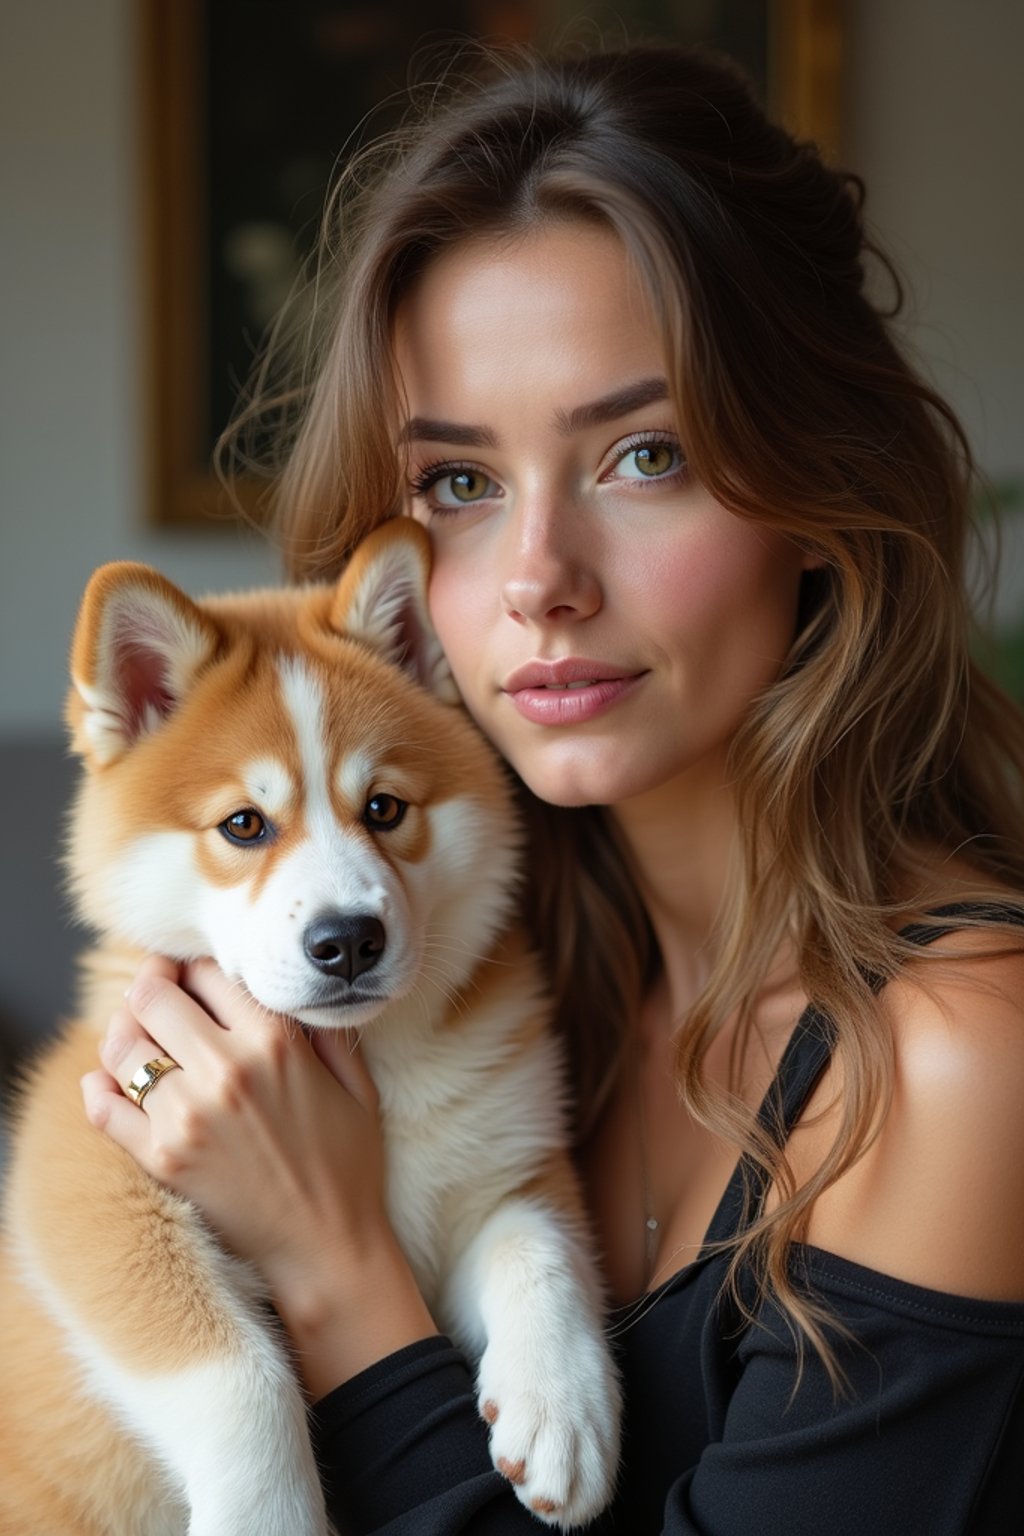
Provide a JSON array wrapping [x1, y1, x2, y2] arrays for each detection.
[[2, 0, 1022, 1078]]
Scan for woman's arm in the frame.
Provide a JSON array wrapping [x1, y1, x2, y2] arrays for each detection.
[[80, 955, 439, 1397], [304, 1244, 1024, 1535], [81, 955, 611, 1532]]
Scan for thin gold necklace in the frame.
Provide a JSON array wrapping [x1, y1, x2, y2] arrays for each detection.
[[633, 1028, 661, 1287]]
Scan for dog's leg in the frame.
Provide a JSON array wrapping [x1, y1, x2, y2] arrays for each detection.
[[6, 1029, 329, 1536], [83, 1304, 324, 1536], [443, 1176, 622, 1529], [15, 1224, 329, 1536]]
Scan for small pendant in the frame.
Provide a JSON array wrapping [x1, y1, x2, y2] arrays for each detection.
[[646, 1216, 659, 1233]]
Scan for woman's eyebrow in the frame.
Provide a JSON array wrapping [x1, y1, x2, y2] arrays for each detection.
[[399, 376, 670, 449], [553, 376, 670, 434], [399, 417, 499, 448]]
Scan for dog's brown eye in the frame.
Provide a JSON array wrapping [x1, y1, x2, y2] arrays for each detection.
[[364, 794, 407, 831], [219, 809, 268, 845]]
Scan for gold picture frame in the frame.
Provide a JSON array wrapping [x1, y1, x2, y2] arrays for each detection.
[[142, 0, 842, 527]]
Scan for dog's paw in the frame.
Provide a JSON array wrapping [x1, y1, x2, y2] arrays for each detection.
[[476, 1324, 620, 1528]]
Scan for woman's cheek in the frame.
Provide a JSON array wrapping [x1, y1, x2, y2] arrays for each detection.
[[427, 564, 484, 701]]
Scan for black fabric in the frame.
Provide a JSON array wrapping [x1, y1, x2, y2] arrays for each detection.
[[309, 906, 1024, 1533]]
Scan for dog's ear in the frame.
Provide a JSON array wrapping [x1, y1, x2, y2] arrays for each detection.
[[67, 563, 221, 765], [330, 521, 459, 703]]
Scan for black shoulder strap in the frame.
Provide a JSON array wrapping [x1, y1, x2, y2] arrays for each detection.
[[773, 900, 1024, 1137], [703, 1003, 835, 1248], [703, 900, 1024, 1247], [894, 899, 1024, 949], [761, 1002, 837, 1145]]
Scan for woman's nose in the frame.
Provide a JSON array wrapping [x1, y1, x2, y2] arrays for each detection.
[[500, 505, 601, 626]]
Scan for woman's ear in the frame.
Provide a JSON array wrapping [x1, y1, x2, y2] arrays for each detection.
[[329, 520, 460, 703], [798, 541, 829, 573]]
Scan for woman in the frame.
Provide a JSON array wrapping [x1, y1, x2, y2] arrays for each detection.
[[82, 45, 1024, 1533]]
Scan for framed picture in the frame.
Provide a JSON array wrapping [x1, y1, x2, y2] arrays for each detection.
[[142, 0, 842, 526]]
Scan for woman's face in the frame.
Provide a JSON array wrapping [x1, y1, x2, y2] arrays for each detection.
[[394, 221, 810, 809]]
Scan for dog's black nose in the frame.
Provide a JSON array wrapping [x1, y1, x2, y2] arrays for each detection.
[[303, 913, 386, 982]]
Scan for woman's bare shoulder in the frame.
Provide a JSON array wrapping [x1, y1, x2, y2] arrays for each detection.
[[797, 924, 1024, 1302]]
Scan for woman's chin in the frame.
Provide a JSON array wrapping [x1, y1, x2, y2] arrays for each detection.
[[511, 754, 663, 811]]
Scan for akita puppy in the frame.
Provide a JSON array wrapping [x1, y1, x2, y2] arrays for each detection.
[[0, 521, 620, 1535]]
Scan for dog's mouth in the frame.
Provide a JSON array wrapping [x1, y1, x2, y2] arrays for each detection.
[[233, 973, 392, 1027], [291, 981, 391, 1022], [318, 987, 387, 1009]]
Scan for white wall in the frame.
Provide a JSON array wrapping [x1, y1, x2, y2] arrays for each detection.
[[1, 0, 1021, 739], [0, 0, 277, 741]]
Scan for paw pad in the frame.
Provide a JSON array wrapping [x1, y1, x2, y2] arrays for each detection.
[[497, 1456, 526, 1486]]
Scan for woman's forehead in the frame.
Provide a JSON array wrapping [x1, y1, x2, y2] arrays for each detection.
[[392, 223, 670, 425]]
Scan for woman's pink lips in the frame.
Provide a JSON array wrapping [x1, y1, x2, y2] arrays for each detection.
[[503, 673, 646, 725]]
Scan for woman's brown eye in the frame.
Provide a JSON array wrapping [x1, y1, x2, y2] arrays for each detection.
[[449, 470, 490, 502], [634, 443, 675, 476], [364, 794, 407, 831], [219, 809, 268, 845]]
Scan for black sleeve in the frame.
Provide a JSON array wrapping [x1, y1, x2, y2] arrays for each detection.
[[309, 1337, 544, 1533], [309, 1257, 1024, 1536]]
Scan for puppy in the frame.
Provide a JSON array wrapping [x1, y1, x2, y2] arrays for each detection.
[[0, 521, 620, 1534]]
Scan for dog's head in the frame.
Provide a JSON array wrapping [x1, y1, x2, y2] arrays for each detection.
[[65, 521, 519, 1029]]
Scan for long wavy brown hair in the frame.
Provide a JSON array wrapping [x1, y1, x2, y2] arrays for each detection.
[[224, 44, 1024, 1378]]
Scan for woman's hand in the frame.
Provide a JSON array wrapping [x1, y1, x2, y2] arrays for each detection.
[[80, 955, 437, 1395], [81, 955, 383, 1283]]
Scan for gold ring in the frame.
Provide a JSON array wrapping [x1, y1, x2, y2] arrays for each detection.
[[125, 1055, 181, 1108]]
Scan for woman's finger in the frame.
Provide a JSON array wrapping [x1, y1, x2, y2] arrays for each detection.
[[80, 1066, 123, 1125], [123, 966, 233, 1067], [80, 1067, 152, 1156], [180, 957, 287, 1041], [133, 953, 181, 989], [98, 1008, 185, 1113], [99, 1004, 160, 1080], [311, 1027, 378, 1111]]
